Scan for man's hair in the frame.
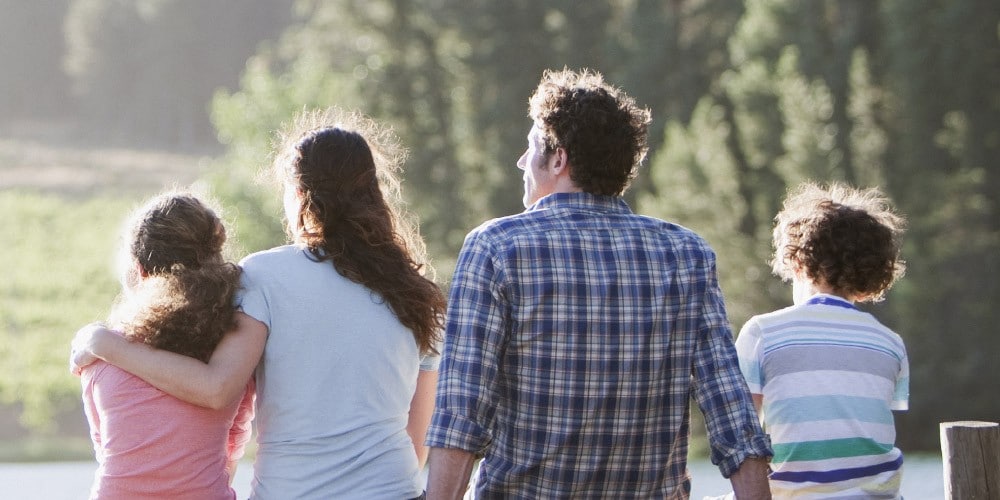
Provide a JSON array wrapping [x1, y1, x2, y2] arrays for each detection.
[[528, 68, 651, 196], [772, 182, 907, 302]]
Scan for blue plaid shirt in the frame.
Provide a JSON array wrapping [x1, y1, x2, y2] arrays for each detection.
[[427, 192, 771, 499]]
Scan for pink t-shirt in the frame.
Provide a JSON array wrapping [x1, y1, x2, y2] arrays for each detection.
[[81, 360, 255, 500]]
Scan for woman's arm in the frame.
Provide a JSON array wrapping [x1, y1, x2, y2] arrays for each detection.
[[71, 312, 267, 410], [407, 369, 438, 468]]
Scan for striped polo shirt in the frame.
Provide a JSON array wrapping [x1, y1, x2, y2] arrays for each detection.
[[735, 293, 909, 499]]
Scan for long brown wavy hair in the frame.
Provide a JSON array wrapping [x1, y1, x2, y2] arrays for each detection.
[[273, 108, 445, 354], [109, 192, 241, 362]]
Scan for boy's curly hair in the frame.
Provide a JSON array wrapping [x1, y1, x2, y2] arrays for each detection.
[[110, 192, 240, 362], [772, 182, 907, 302], [528, 68, 651, 196]]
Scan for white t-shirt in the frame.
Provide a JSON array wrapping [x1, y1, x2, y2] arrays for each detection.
[[735, 293, 909, 499], [238, 245, 434, 500]]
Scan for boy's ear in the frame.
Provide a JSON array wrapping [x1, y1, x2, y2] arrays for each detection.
[[790, 260, 807, 278]]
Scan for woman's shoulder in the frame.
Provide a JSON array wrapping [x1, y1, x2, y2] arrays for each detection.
[[239, 244, 305, 268]]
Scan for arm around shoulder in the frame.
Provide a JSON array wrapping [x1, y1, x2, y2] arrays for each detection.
[[83, 311, 266, 409]]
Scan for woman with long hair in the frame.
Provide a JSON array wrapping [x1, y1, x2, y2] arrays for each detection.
[[73, 109, 446, 499], [79, 191, 255, 499]]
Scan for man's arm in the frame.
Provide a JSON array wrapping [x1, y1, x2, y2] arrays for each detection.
[[426, 447, 476, 500], [71, 311, 266, 409], [690, 252, 773, 478], [423, 232, 507, 481], [728, 456, 771, 499]]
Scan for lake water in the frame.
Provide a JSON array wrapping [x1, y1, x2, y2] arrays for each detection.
[[2, 456, 944, 499]]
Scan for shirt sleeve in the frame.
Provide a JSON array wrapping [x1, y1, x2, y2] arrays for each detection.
[[425, 231, 507, 456], [235, 261, 271, 329], [734, 318, 765, 395], [419, 340, 442, 371], [892, 342, 909, 411], [690, 251, 772, 478], [227, 378, 256, 462]]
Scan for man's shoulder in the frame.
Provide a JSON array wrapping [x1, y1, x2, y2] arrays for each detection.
[[630, 213, 710, 241], [464, 212, 539, 245], [469, 209, 710, 244]]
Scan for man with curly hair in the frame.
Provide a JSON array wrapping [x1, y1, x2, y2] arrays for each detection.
[[426, 68, 772, 499], [735, 182, 909, 498]]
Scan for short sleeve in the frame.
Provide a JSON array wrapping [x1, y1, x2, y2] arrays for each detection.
[[235, 263, 271, 329], [891, 344, 909, 411], [420, 336, 443, 371], [734, 317, 765, 395]]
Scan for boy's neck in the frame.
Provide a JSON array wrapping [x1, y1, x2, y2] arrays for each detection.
[[793, 279, 857, 305]]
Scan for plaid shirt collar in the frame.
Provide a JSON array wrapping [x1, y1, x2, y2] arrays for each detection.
[[526, 191, 632, 215]]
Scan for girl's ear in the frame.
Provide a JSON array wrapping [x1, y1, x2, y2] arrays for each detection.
[[136, 260, 149, 278]]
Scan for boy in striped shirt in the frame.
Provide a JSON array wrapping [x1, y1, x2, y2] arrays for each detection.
[[735, 182, 909, 499]]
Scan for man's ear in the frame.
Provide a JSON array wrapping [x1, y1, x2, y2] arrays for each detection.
[[551, 147, 570, 175]]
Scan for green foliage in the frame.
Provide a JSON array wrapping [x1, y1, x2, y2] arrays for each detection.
[[641, 0, 1000, 451], [203, 0, 999, 451], [873, 0, 1000, 448], [0, 435, 94, 462], [0, 191, 135, 431], [206, 1, 758, 267], [208, 28, 374, 255], [640, 101, 783, 327], [2, 0, 996, 452]]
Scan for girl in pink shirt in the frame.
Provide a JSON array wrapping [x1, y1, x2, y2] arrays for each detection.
[[78, 192, 255, 500]]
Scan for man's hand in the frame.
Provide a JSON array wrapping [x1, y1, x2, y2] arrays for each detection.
[[70, 322, 110, 376]]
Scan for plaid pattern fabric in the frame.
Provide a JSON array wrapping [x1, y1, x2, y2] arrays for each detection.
[[427, 192, 771, 499]]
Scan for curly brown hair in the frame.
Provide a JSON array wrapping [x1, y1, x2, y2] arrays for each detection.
[[528, 68, 651, 196], [272, 108, 445, 355], [772, 182, 907, 302], [109, 192, 241, 362]]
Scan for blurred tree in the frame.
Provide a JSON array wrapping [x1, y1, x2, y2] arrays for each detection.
[[63, 0, 295, 150], [2, 0, 983, 450], [0, 0, 73, 123], [639, 0, 1000, 451], [878, 0, 1000, 449], [207, 1, 764, 265]]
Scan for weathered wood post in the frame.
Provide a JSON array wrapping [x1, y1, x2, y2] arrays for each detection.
[[940, 421, 999, 499]]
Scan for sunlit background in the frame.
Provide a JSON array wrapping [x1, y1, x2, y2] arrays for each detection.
[[0, 1, 996, 495]]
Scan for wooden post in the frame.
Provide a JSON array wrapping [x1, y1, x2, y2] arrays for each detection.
[[940, 421, 1000, 499]]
